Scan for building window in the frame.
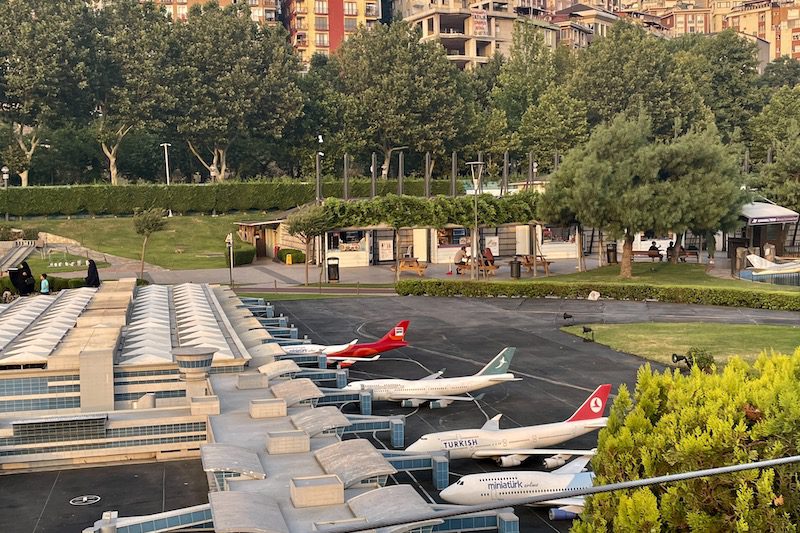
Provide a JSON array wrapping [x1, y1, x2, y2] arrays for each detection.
[[316, 16, 329, 30], [315, 0, 328, 13], [248, 0, 260, 5], [344, 17, 357, 31], [344, 1, 357, 15], [176, 5, 187, 18], [328, 231, 364, 250], [365, 2, 378, 16], [316, 32, 329, 46]]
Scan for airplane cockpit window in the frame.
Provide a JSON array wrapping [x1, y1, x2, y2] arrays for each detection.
[[456, 480, 464, 486]]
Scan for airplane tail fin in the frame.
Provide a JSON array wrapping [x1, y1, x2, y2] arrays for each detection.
[[566, 384, 612, 422], [476, 348, 515, 376], [747, 254, 776, 270], [377, 320, 410, 344]]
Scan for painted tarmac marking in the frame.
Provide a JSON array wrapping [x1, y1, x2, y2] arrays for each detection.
[[32, 470, 60, 533]]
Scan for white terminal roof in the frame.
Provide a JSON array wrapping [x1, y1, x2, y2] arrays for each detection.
[[290, 406, 350, 437], [209, 492, 289, 533], [258, 360, 301, 380], [314, 439, 397, 488], [201, 444, 267, 480], [344, 485, 444, 531], [741, 202, 799, 225], [118, 285, 173, 366], [0, 289, 96, 366], [270, 378, 324, 407], [174, 284, 235, 362]]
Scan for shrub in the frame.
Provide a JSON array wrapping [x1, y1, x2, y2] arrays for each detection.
[[0, 225, 13, 241], [278, 248, 306, 264], [226, 237, 256, 267], [67, 278, 87, 289], [686, 346, 715, 371], [394, 280, 800, 311], [21, 227, 40, 240]]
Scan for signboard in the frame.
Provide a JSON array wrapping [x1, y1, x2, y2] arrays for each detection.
[[485, 235, 499, 256], [378, 239, 394, 261], [472, 9, 488, 36]]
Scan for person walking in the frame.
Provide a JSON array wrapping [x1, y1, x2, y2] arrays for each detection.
[[39, 273, 50, 295]]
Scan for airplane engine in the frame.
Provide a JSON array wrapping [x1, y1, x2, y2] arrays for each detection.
[[543, 454, 572, 469], [401, 399, 425, 408], [429, 399, 453, 409], [549, 509, 579, 521], [497, 455, 526, 467]]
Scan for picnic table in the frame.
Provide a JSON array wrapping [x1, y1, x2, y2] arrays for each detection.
[[459, 259, 499, 275], [520, 255, 553, 275], [390, 258, 428, 277]]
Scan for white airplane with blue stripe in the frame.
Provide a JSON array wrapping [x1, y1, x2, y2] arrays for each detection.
[[439, 455, 594, 520], [342, 348, 519, 408]]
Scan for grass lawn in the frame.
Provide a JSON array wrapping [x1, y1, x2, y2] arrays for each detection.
[[236, 292, 380, 301], [17, 215, 243, 270], [535, 263, 800, 292], [562, 322, 800, 365], [24, 252, 109, 274]]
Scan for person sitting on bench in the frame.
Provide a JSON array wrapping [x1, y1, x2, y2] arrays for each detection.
[[666, 241, 675, 262], [482, 247, 495, 266], [453, 246, 467, 274]]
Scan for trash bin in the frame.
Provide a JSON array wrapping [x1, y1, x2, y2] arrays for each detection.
[[606, 243, 618, 264], [510, 259, 521, 279], [327, 257, 340, 282]]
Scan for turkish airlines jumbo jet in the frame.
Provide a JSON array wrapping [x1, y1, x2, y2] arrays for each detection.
[[341, 347, 520, 408], [282, 320, 409, 367], [406, 384, 611, 467], [440, 455, 594, 521]]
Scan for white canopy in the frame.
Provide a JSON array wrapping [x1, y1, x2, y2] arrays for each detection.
[[741, 202, 799, 226]]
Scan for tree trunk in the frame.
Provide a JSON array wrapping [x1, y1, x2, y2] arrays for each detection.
[[304, 238, 310, 287], [18, 169, 29, 188], [597, 228, 605, 268], [381, 148, 391, 180], [575, 225, 586, 272], [620, 233, 634, 278], [670, 232, 684, 264], [15, 125, 38, 187], [187, 142, 228, 182], [101, 142, 121, 185], [140, 235, 149, 280]]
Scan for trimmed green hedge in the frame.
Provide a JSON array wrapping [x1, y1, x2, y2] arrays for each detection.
[[278, 248, 305, 264], [1, 274, 81, 293], [0, 179, 461, 217], [226, 237, 256, 267], [394, 279, 800, 311]]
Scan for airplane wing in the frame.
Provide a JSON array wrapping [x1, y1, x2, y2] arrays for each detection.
[[480, 414, 503, 431], [553, 455, 593, 475], [326, 354, 382, 362], [323, 340, 358, 355], [388, 393, 483, 402], [472, 448, 596, 459], [420, 370, 445, 381]]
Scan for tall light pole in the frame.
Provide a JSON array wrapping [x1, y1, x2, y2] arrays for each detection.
[[2, 166, 9, 222], [316, 134, 324, 204], [467, 161, 484, 281], [160, 143, 173, 217]]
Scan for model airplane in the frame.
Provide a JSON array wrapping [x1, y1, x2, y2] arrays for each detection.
[[440, 455, 593, 520], [341, 347, 520, 408], [282, 320, 409, 366], [406, 384, 611, 467], [746, 254, 800, 275]]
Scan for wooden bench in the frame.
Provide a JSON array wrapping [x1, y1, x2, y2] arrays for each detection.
[[459, 262, 499, 275], [673, 250, 700, 262], [633, 250, 663, 262], [520, 255, 553, 275], [391, 258, 428, 277]]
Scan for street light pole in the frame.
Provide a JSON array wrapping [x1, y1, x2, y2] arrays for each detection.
[[160, 143, 172, 217], [2, 166, 9, 222], [225, 232, 234, 287], [467, 161, 484, 281]]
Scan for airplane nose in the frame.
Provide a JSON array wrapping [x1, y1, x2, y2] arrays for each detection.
[[439, 485, 459, 504], [405, 440, 424, 453]]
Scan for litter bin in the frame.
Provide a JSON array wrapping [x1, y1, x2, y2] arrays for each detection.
[[606, 243, 618, 264], [327, 257, 340, 282], [510, 259, 521, 279]]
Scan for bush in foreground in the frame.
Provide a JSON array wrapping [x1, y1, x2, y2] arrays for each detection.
[[394, 279, 800, 311], [573, 351, 800, 531]]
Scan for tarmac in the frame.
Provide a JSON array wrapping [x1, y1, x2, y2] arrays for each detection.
[[4, 296, 796, 533]]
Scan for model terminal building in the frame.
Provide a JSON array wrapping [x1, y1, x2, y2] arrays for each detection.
[[0, 281, 520, 533]]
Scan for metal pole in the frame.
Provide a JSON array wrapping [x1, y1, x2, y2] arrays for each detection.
[[424, 151, 431, 198], [502, 151, 509, 196], [527, 151, 533, 189], [226, 233, 234, 287], [2, 168, 8, 222], [161, 143, 172, 217], [398, 151, 404, 194], [370, 152, 377, 198], [343, 153, 349, 200], [450, 151, 457, 197], [315, 152, 322, 204]]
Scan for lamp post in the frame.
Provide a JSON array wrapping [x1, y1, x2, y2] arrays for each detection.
[[316, 134, 324, 204], [160, 143, 172, 217], [467, 161, 485, 281], [225, 232, 234, 287], [2, 166, 9, 222]]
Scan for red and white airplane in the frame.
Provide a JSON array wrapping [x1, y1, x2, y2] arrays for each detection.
[[282, 320, 409, 367]]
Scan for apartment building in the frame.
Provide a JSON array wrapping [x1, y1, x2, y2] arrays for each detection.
[[284, 0, 382, 63], [661, 5, 713, 34], [553, 3, 619, 37], [724, 0, 800, 59], [157, 0, 279, 24]]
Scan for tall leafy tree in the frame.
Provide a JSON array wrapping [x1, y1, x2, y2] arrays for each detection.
[[170, 2, 302, 181], [754, 126, 800, 212], [286, 205, 331, 286], [750, 86, 800, 164], [516, 84, 588, 174], [92, 0, 174, 185], [759, 56, 800, 89], [0, 0, 96, 186], [332, 22, 473, 178], [471, 52, 504, 112], [491, 21, 554, 129]]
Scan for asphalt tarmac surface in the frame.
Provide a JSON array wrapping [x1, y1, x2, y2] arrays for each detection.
[[3, 296, 797, 533]]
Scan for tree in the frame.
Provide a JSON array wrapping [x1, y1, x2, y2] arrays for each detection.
[[0, 0, 96, 186], [170, 3, 302, 181], [543, 113, 743, 277], [134, 208, 167, 279], [516, 84, 589, 174], [92, 0, 174, 185], [471, 108, 514, 178], [754, 126, 800, 212], [471, 52, 505, 112], [573, 350, 800, 531], [491, 21, 554, 129], [286, 205, 331, 286], [750, 86, 800, 164], [759, 56, 800, 89], [332, 22, 473, 178], [568, 22, 709, 138]]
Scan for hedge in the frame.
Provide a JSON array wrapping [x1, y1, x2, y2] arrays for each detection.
[[226, 237, 256, 267], [0, 179, 461, 217], [277, 248, 305, 264], [1, 275, 147, 294], [394, 279, 800, 311]]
